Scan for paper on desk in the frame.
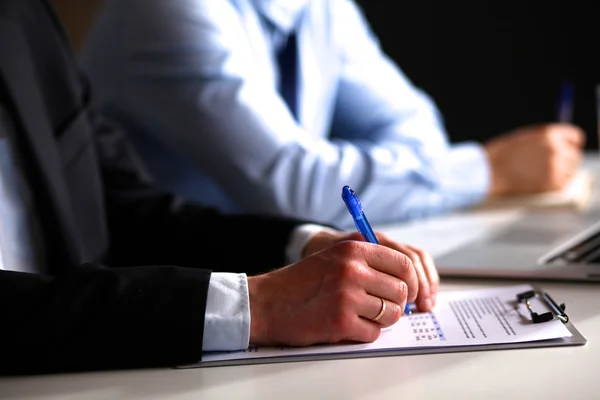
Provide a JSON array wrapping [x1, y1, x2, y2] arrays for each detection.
[[477, 169, 594, 210], [201, 285, 572, 363], [376, 208, 525, 258]]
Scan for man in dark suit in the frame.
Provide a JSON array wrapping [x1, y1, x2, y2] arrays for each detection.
[[0, 0, 438, 375]]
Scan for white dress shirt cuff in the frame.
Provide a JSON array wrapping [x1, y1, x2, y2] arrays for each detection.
[[285, 224, 339, 263], [430, 142, 491, 206], [202, 224, 337, 352], [202, 273, 250, 351]]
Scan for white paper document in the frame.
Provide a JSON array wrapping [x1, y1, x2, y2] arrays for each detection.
[[201, 285, 572, 364], [477, 169, 594, 210]]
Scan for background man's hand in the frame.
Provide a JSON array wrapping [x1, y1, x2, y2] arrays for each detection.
[[247, 241, 417, 346], [304, 231, 438, 311], [484, 123, 585, 197]]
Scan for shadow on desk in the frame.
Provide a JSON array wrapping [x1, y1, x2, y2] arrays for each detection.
[[0, 346, 481, 399]]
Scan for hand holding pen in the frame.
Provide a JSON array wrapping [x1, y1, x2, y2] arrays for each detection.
[[341, 186, 439, 314], [483, 80, 584, 196]]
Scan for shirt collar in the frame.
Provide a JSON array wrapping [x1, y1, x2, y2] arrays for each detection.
[[253, 0, 310, 34]]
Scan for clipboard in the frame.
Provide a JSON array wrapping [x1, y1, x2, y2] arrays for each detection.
[[178, 285, 587, 369]]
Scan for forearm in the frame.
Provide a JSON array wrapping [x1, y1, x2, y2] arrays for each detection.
[[238, 138, 490, 226], [0, 264, 210, 375], [0, 232, 328, 375], [374, 141, 490, 221], [102, 83, 488, 228], [105, 193, 305, 273], [91, 108, 305, 272]]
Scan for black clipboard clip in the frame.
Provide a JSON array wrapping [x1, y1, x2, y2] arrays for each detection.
[[516, 289, 569, 324]]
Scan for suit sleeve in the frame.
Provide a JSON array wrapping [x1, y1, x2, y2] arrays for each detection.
[[0, 263, 210, 375], [90, 109, 313, 274]]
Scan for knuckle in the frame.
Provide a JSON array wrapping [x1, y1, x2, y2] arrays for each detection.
[[335, 240, 363, 258], [410, 246, 424, 256], [541, 131, 556, 147], [415, 247, 430, 261], [376, 232, 390, 242], [548, 167, 563, 184], [347, 232, 364, 241], [337, 261, 361, 284], [401, 248, 418, 262], [353, 263, 371, 282], [541, 126, 555, 137], [417, 249, 431, 262], [544, 139, 559, 154]]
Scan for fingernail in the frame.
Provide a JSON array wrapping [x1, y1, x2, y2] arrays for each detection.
[[402, 302, 408, 315]]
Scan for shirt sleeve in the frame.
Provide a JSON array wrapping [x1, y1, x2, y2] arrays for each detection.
[[203, 223, 337, 351], [328, 0, 491, 221], [82, 0, 490, 228], [285, 223, 339, 263], [202, 273, 250, 351]]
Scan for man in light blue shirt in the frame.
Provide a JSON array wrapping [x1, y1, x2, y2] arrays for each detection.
[[82, 0, 584, 227]]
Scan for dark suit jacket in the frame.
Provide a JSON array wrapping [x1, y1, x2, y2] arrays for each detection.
[[0, 0, 304, 375]]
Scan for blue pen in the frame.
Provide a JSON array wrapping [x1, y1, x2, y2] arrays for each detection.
[[557, 81, 573, 123], [341, 185, 411, 316]]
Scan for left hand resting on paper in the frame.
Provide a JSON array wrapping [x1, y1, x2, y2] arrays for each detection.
[[303, 231, 439, 312]]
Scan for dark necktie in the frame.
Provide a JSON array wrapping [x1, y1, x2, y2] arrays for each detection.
[[276, 32, 298, 121]]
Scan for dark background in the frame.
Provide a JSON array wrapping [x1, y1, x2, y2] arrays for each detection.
[[356, 1, 599, 148]]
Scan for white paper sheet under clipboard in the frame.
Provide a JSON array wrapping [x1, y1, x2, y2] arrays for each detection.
[[178, 284, 586, 369]]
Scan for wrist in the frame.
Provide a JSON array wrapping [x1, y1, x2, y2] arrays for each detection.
[[302, 230, 345, 258], [484, 143, 509, 197], [286, 224, 338, 263], [248, 275, 268, 345]]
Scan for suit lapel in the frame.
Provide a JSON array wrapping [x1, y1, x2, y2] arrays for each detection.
[[0, 19, 82, 266]]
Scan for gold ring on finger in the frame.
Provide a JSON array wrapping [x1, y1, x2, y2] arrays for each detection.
[[370, 297, 387, 322]]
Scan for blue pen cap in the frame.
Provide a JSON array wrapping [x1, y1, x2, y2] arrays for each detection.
[[341, 186, 363, 219], [558, 81, 574, 123]]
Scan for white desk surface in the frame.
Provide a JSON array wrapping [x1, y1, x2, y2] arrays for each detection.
[[2, 157, 600, 399]]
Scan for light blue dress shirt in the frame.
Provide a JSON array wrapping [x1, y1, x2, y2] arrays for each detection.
[[0, 107, 46, 274], [82, 0, 490, 228]]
